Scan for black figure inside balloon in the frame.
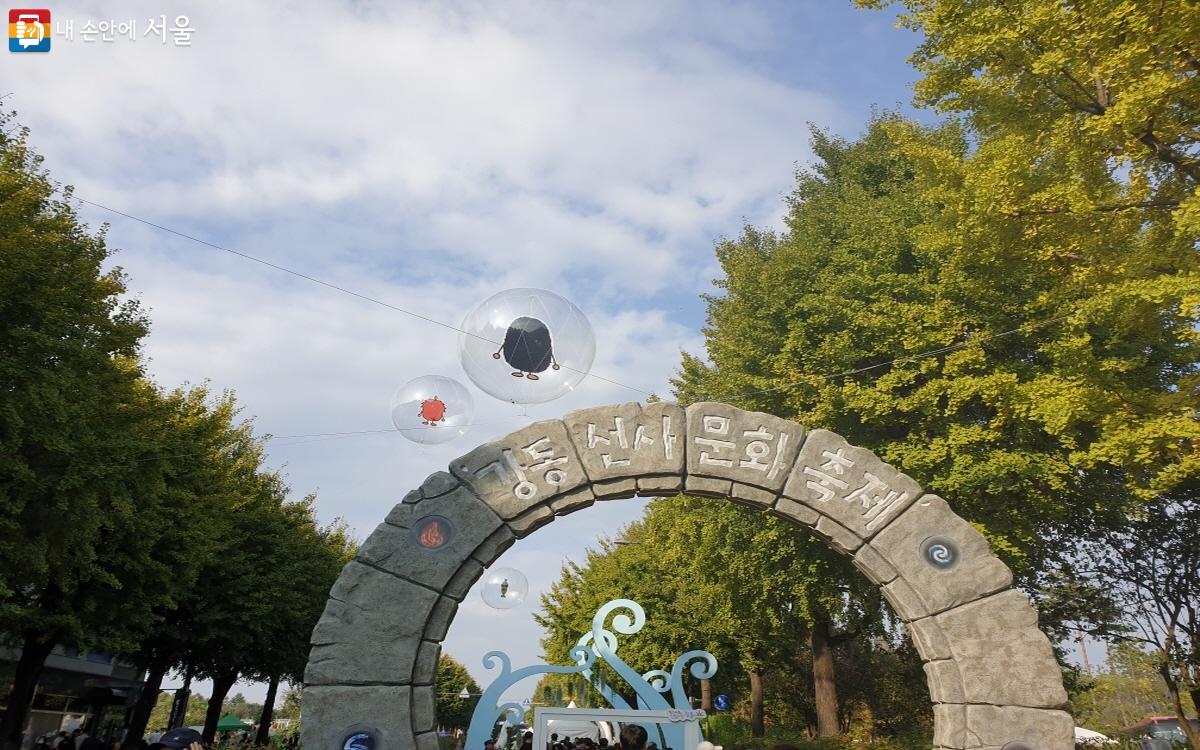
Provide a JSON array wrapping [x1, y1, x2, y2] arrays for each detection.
[[493, 316, 561, 380]]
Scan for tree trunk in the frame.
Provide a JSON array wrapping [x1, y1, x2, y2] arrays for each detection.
[[748, 670, 764, 738], [168, 669, 192, 730], [125, 658, 168, 742], [1159, 664, 1200, 750], [811, 618, 840, 737], [255, 674, 280, 746], [699, 679, 712, 711], [0, 634, 56, 750], [202, 670, 239, 745]]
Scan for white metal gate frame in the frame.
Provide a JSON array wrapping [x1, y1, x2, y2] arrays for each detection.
[[531, 708, 703, 750]]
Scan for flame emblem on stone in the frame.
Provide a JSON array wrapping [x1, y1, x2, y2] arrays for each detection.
[[414, 516, 453, 550]]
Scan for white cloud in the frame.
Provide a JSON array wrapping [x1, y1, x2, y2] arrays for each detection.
[[17, 0, 832, 295]]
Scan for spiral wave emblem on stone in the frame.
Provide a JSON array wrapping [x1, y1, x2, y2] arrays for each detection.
[[921, 536, 959, 569]]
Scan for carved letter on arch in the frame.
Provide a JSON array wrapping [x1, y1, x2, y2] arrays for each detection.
[[302, 402, 1073, 750]]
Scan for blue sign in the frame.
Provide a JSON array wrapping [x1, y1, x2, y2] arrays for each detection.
[[714, 694, 730, 711]]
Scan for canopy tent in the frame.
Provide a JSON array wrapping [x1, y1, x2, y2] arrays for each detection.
[[216, 715, 254, 732]]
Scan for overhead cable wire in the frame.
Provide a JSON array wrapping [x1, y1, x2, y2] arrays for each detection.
[[78, 198, 1071, 409], [76, 198, 653, 397]]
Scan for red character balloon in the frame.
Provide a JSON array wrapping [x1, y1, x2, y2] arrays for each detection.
[[419, 396, 447, 426]]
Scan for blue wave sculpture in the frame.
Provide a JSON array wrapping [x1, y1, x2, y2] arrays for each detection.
[[466, 599, 718, 750]]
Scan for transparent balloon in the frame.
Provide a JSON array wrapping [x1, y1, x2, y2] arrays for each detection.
[[390, 375, 475, 445], [460, 288, 596, 404], [480, 567, 528, 610]]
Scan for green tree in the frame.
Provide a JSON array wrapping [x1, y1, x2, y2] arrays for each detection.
[[274, 687, 303, 722], [436, 654, 482, 732], [1072, 642, 1181, 737], [674, 112, 1197, 582], [857, 0, 1200, 222], [1078, 494, 1200, 749], [120, 389, 279, 743], [224, 693, 263, 722], [146, 690, 211, 732], [250, 510, 356, 744], [538, 497, 901, 739], [0, 114, 234, 750]]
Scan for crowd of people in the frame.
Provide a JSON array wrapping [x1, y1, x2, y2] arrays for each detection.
[[495, 724, 658, 750]]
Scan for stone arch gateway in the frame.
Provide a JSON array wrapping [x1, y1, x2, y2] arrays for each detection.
[[302, 402, 1073, 750]]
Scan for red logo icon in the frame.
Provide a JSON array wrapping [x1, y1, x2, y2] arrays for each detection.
[[9, 9, 51, 52]]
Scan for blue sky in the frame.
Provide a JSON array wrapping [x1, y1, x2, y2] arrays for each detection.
[[8, 0, 1074, 708]]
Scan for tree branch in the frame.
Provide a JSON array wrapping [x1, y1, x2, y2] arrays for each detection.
[[1006, 199, 1180, 218], [1136, 124, 1200, 183]]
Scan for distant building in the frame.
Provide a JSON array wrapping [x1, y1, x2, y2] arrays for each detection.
[[0, 645, 145, 747]]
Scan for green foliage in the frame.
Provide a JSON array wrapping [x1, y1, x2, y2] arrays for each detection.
[[146, 690, 212, 731], [0, 108, 154, 649], [1073, 643, 1180, 736], [274, 687, 303, 722], [0, 112, 354, 746], [435, 654, 481, 731], [1076, 493, 1200, 747], [223, 692, 265, 722], [858, 0, 1200, 226], [537, 496, 925, 738], [673, 113, 1198, 584], [529, 672, 603, 709]]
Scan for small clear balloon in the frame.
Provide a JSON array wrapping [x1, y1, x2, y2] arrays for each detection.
[[390, 375, 474, 445], [459, 288, 596, 404], [480, 567, 528, 610]]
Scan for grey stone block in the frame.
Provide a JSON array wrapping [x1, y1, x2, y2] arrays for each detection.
[[926, 590, 1068, 708], [419, 471, 459, 499], [563, 401, 685, 484], [933, 703, 967, 749], [413, 641, 440, 685], [402, 490, 422, 505], [685, 402, 804, 492], [306, 562, 437, 685], [882, 577, 927, 622], [593, 477, 638, 500], [386, 502, 414, 528], [866, 494, 1012, 617], [357, 487, 503, 592], [471, 526, 517, 567], [411, 686, 436, 732], [963, 705, 1074, 750], [923, 659, 965, 703], [451, 420, 588, 519], [301, 685, 412, 750], [852, 543, 898, 586], [684, 475, 732, 498], [415, 732, 439, 750], [770, 497, 820, 527], [445, 560, 484, 601], [423, 596, 458, 641], [637, 475, 684, 494], [782, 429, 920, 540], [813, 515, 862, 554], [908, 617, 952, 661], [731, 482, 777, 508], [509, 505, 554, 538], [550, 488, 596, 515]]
